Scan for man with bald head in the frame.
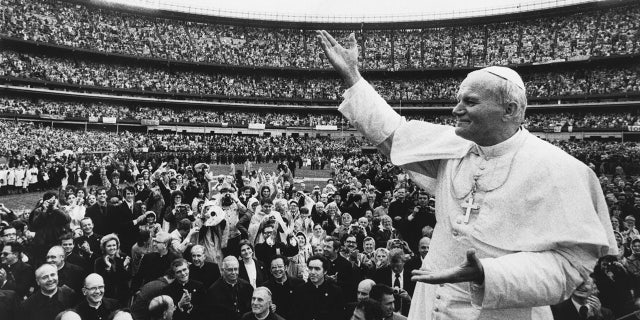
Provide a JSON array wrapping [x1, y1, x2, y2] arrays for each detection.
[[317, 31, 616, 320], [20, 264, 76, 320], [46, 245, 84, 294], [206, 256, 253, 320], [405, 237, 430, 274], [241, 287, 285, 320], [357, 279, 376, 302], [73, 273, 120, 320]]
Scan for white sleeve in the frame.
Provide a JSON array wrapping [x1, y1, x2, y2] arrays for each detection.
[[470, 249, 589, 309], [338, 79, 404, 146]]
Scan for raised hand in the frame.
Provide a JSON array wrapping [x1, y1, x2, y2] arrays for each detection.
[[316, 30, 361, 87], [411, 249, 484, 285]]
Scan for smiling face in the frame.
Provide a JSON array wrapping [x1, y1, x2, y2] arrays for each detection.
[[104, 239, 118, 256], [173, 262, 190, 284], [240, 244, 254, 261], [83, 274, 105, 304], [36, 264, 59, 294], [453, 72, 515, 146], [251, 289, 271, 316], [270, 257, 286, 281]]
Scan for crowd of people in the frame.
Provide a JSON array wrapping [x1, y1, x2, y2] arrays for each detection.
[[4, 95, 640, 130], [0, 97, 349, 127], [1, 0, 639, 69], [2, 49, 640, 103]]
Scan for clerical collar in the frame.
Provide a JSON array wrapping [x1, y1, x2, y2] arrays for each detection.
[[41, 288, 58, 298], [475, 128, 526, 159], [255, 310, 270, 320], [88, 300, 102, 309]]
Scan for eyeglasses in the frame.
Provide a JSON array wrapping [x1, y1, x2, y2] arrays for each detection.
[[0, 252, 12, 256], [3, 233, 16, 237], [84, 285, 105, 292]]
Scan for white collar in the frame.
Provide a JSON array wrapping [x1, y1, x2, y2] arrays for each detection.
[[475, 128, 526, 159]]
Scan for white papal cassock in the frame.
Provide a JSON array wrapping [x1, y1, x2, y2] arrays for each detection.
[[338, 79, 617, 320]]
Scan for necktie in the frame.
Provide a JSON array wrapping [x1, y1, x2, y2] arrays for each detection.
[[579, 305, 588, 319], [394, 272, 401, 288]]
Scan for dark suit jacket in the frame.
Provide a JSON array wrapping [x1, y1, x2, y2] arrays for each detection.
[[20, 286, 77, 320], [264, 277, 304, 320], [239, 259, 267, 287], [58, 262, 85, 294], [240, 311, 285, 320], [373, 266, 415, 296], [404, 255, 423, 273], [0, 289, 18, 320], [292, 280, 345, 320], [551, 298, 615, 320], [189, 262, 220, 289], [85, 203, 114, 236], [74, 297, 120, 320], [110, 201, 143, 254], [206, 278, 253, 320], [162, 279, 205, 320], [1, 261, 34, 299]]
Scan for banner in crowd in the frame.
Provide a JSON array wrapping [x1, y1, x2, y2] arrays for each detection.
[[102, 117, 117, 124], [629, 126, 640, 132], [88, 116, 99, 123], [568, 55, 590, 61], [141, 119, 160, 126], [40, 114, 65, 120], [316, 125, 338, 131], [248, 123, 266, 130]]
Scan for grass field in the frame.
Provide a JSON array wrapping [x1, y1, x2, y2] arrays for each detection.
[[0, 162, 333, 215]]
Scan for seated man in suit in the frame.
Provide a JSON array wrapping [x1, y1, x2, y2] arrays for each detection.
[[188, 245, 220, 289], [551, 277, 614, 320], [46, 246, 84, 294], [73, 273, 120, 320], [162, 258, 205, 320], [19, 264, 76, 320], [206, 256, 253, 320], [372, 249, 413, 316]]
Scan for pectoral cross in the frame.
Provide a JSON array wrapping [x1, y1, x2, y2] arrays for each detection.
[[461, 177, 480, 224], [461, 194, 480, 223]]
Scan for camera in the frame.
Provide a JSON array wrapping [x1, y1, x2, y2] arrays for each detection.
[[393, 287, 401, 295], [221, 194, 233, 206]]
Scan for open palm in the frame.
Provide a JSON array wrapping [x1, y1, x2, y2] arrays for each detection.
[[316, 30, 361, 87], [411, 249, 485, 285]]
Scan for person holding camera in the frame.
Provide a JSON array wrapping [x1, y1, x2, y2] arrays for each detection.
[[592, 255, 635, 317], [373, 249, 413, 316], [29, 191, 70, 265], [162, 191, 194, 233], [214, 184, 248, 257]]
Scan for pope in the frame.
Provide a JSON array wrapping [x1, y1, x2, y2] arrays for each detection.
[[316, 30, 617, 320]]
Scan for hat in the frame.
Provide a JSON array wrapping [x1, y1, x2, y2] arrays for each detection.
[[478, 66, 525, 91], [625, 216, 636, 221]]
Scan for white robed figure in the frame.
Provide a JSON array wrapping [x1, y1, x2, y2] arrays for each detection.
[[316, 31, 617, 320]]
